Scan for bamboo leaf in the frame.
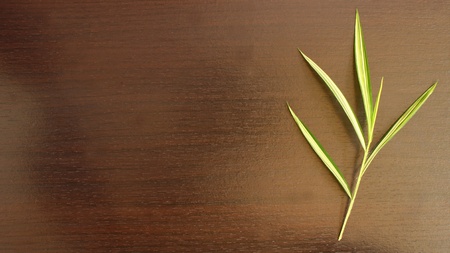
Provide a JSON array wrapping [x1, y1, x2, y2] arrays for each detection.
[[287, 103, 352, 198], [355, 9, 374, 138], [370, 77, 383, 143], [362, 82, 438, 175], [299, 50, 366, 150]]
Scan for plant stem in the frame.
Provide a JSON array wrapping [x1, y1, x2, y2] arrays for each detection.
[[338, 149, 369, 241]]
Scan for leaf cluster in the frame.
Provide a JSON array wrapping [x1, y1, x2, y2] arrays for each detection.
[[287, 10, 437, 240]]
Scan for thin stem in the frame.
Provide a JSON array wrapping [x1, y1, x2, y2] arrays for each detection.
[[338, 148, 369, 241]]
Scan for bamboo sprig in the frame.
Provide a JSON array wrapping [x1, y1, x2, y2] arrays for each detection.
[[287, 9, 438, 240]]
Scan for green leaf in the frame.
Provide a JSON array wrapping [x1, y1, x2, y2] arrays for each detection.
[[299, 50, 366, 150], [355, 9, 374, 138], [370, 77, 383, 144], [287, 103, 352, 198], [362, 82, 438, 175]]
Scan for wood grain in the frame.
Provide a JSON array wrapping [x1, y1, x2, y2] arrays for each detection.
[[0, 1, 449, 252]]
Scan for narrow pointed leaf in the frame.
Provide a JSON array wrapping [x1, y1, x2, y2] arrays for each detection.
[[370, 77, 383, 143], [287, 103, 352, 198], [362, 82, 438, 175], [299, 50, 366, 149], [355, 9, 373, 136]]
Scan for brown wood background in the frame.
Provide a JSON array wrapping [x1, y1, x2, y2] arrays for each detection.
[[0, 1, 449, 252]]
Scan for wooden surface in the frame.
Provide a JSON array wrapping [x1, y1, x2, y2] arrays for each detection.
[[0, 1, 449, 252]]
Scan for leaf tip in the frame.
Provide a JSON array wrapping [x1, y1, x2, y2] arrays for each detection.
[[379, 77, 384, 93], [432, 81, 438, 88], [298, 49, 306, 58], [286, 102, 295, 115], [427, 81, 438, 95]]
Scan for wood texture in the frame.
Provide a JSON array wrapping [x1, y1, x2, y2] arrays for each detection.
[[0, 1, 449, 252]]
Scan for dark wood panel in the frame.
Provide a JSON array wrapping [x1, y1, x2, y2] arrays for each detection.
[[0, 1, 449, 252]]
